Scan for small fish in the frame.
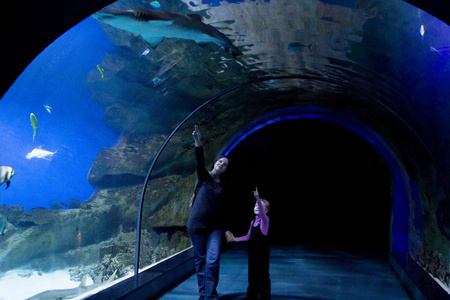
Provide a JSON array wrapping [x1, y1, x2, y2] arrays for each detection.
[[0, 166, 15, 189], [150, 1, 161, 8], [269, 79, 286, 83], [141, 48, 151, 56], [60, 202, 70, 208], [430, 45, 450, 55], [420, 25, 425, 38], [0, 215, 8, 236], [48, 200, 64, 210], [153, 77, 161, 86], [26, 146, 57, 160], [288, 42, 312, 52], [43, 105, 52, 114], [30, 113, 38, 143], [96, 64, 105, 79], [68, 198, 81, 209]]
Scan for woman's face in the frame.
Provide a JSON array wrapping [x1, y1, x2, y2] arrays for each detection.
[[213, 157, 229, 174]]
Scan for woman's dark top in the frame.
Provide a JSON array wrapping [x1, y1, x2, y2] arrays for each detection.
[[187, 146, 225, 232]]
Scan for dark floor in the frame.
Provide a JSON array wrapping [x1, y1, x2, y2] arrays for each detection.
[[160, 244, 410, 300]]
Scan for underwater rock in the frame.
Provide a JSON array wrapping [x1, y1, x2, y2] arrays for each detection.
[[0, 204, 24, 224], [436, 199, 450, 240], [150, 231, 191, 264], [174, 74, 224, 101], [146, 173, 196, 227], [88, 137, 162, 189], [0, 204, 126, 271], [83, 185, 141, 233], [0, 165, 193, 272], [16, 207, 62, 228]]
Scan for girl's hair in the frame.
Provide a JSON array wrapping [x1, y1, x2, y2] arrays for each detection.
[[261, 199, 271, 212]]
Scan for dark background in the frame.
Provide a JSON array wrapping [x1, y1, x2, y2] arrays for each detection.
[[225, 119, 391, 254]]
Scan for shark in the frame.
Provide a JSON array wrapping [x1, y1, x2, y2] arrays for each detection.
[[26, 270, 116, 300], [92, 8, 243, 58]]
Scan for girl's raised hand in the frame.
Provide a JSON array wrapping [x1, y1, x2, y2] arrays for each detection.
[[253, 186, 260, 200]]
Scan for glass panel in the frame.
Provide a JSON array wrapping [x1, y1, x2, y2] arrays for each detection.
[[0, 17, 130, 299]]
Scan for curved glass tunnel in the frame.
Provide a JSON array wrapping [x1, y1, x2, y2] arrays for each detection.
[[0, 0, 449, 299]]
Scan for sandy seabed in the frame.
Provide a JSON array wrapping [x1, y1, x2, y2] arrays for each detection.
[[0, 268, 94, 300]]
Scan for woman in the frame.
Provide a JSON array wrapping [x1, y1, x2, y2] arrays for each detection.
[[187, 125, 230, 300]]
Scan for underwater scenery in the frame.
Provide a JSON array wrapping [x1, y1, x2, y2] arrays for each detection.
[[0, 0, 450, 298]]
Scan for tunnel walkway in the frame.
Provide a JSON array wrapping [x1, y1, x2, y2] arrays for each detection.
[[160, 244, 410, 299]]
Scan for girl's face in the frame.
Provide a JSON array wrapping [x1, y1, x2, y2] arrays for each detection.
[[254, 201, 269, 215], [213, 157, 229, 174]]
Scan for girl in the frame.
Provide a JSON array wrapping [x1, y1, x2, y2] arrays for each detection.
[[226, 187, 271, 299]]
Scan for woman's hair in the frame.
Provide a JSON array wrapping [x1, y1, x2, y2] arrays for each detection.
[[209, 155, 229, 172], [209, 155, 230, 181]]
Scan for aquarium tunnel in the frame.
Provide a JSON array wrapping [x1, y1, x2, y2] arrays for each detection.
[[1, 0, 450, 299]]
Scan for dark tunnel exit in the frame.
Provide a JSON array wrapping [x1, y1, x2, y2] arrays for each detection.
[[223, 118, 392, 254]]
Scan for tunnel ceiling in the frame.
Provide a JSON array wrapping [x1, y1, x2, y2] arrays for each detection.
[[1, 0, 449, 101], [2, 0, 450, 187]]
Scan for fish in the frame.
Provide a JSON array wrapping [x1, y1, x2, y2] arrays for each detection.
[[26, 270, 117, 300], [152, 77, 161, 86], [43, 105, 52, 114], [92, 8, 243, 58], [141, 48, 151, 56], [26, 146, 57, 160], [0, 166, 15, 189], [0, 215, 8, 235], [97, 64, 105, 79], [68, 198, 81, 209], [288, 42, 312, 52], [30, 113, 38, 143], [430, 45, 450, 55], [150, 1, 161, 8], [420, 25, 425, 37], [48, 200, 64, 210]]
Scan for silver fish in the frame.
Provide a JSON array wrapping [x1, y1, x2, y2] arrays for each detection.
[[26, 146, 57, 160], [0, 166, 15, 189], [0, 215, 8, 235]]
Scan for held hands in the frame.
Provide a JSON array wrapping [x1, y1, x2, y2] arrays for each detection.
[[192, 125, 202, 147], [225, 231, 236, 243]]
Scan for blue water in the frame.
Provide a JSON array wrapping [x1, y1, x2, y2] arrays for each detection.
[[0, 17, 117, 211]]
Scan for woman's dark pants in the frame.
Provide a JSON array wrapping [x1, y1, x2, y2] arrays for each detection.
[[189, 228, 223, 300]]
